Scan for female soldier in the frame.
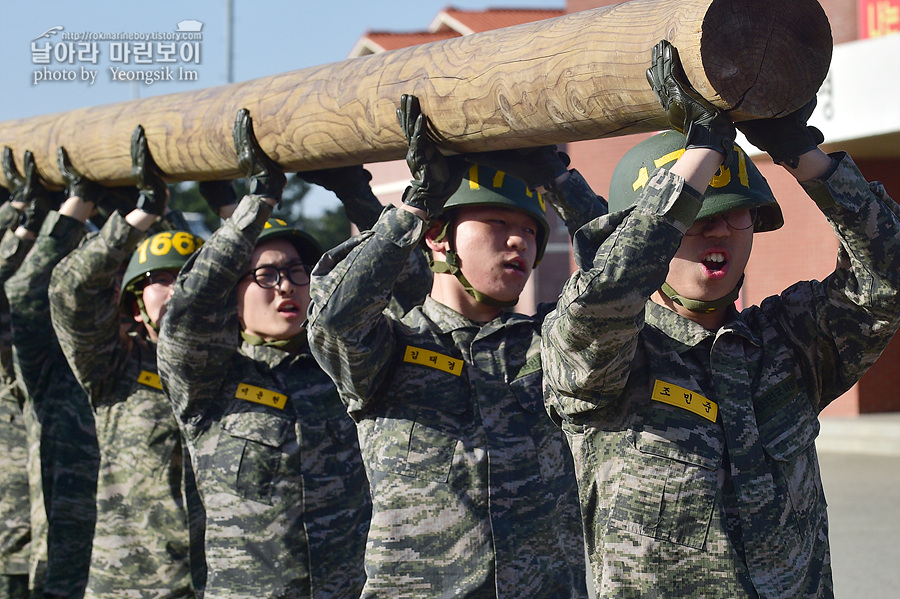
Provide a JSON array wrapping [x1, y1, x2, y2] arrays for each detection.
[[156, 109, 372, 599]]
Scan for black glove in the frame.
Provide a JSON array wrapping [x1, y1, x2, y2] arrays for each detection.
[[298, 165, 383, 230], [232, 108, 286, 202], [20, 151, 60, 234], [297, 165, 373, 200], [396, 94, 466, 220], [464, 146, 570, 190], [98, 186, 139, 216], [2, 147, 25, 202], [130, 125, 169, 216], [736, 97, 824, 169], [198, 180, 238, 212], [646, 39, 736, 163], [57, 146, 108, 204]]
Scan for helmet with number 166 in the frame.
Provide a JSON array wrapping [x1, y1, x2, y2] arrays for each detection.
[[119, 229, 204, 312]]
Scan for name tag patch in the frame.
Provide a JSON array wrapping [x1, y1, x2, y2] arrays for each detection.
[[403, 345, 463, 376], [138, 370, 163, 390], [651, 380, 718, 422], [236, 383, 287, 410]]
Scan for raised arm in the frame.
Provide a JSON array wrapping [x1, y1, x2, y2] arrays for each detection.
[[308, 94, 462, 412], [50, 147, 143, 399], [5, 150, 84, 400], [739, 101, 900, 406], [297, 164, 433, 314], [158, 108, 283, 423]]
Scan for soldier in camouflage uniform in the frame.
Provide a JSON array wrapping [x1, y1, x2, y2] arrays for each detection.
[[49, 132, 199, 599], [157, 109, 376, 599], [307, 94, 607, 598], [541, 40, 900, 598], [0, 194, 33, 599], [4, 149, 100, 599]]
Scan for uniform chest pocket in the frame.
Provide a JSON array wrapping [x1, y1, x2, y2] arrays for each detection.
[[509, 370, 543, 414], [221, 411, 293, 505], [758, 392, 823, 538], [367, 349, 468, 483], [363, 416, 459, 483], [609, 429, 719, 549], [508, 370, 572, 486]]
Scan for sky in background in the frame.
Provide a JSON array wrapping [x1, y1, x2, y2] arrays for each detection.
[[1, 0, 565, 214]]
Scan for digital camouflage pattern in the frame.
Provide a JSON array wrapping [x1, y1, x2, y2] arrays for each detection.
[[4, 211, 99, 599], [1, 226, 46, 599], [49, 211, 195, 599], [541, 153, 900, 598], [307, 171, 606, 598], [0, 204, 34, 598], [157, 195, 371, 599]]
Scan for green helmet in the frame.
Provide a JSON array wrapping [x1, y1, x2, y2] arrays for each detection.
[[257, 218, 323, 267], [120, 229, 204, 329], [121, 229, 204, 305], [443, 164, 551, 267], [609, 131, 783, 232]]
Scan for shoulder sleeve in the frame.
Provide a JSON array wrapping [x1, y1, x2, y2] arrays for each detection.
[[541, 169, 609, 236], [308, 206, 425, 413], [4, 212, 85, 400], [758, 153, 900, 410], [0, 229, 34, 286], [50, 211, 144, 399]]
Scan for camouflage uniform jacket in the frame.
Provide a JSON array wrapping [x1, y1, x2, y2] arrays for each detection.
[[0, 207, 34, 578], [49, 211, 194, 599], [5, 211, 99, 598], [307, 171, 606, 599], [157, 195, 370, 599], [541, 153, 900, 599]]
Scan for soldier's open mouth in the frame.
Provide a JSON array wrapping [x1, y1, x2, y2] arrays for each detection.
[[702, 252, 726, 273]]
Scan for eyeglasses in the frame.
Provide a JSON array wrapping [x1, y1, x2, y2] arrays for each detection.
[[245, 263, 310, 289], [140, 271, 177, 288], [685, 208, 756, 236]]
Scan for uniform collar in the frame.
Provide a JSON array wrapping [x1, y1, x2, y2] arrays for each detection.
[[421, 295, 531, 336], [241, 336, 311, 368], [644, 301, 759, 353]]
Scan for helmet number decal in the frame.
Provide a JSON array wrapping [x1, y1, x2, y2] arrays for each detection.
[[709, 146, 750, 190], [136, 231, 199, 265]]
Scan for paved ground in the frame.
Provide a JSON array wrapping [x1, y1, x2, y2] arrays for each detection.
[[817, 414, 900, 599], [819, 452, 900, 599]]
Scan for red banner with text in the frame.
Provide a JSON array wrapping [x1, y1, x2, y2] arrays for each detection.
[[859, 0, 900, 38]]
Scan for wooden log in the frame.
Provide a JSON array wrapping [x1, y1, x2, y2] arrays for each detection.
[[0, 0, 831, 189]]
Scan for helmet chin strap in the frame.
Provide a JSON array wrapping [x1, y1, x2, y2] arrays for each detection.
[[660, 275, 744, 314], [134, 291, 160, 333], [429, 220, 518, 310], [241, 330, 307, 353]]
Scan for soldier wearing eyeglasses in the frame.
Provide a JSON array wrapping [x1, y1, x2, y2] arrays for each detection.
[[155, 108, 424, 599], [541, 40, 900, 598]]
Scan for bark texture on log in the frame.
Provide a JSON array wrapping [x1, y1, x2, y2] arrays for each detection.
[[0, 0, 831, 189]]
